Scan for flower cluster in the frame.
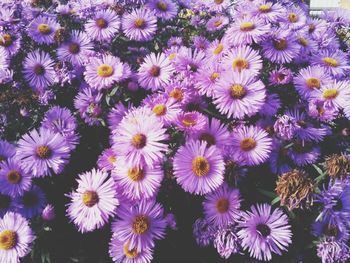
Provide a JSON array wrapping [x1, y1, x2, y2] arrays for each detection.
[[0, 0, 350, 262]]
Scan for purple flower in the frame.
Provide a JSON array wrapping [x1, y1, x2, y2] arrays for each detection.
[[42, 204, 55, 221], [67, 169, 119, 233], [269, 67, 293, 86], [213, 224, 242, 259], [137, 52, 174, 91], [173, 140, 225, 195], [273, 115, 299, 140], [0, 31, 21, 55], [23, 50, 56, 91], [203, 183, 241, 228], [28, 15, 60, 44], [85, 9, 120, 42], [16, 185, 47, 219], [122, 8, 157, 41], [192, 218, 216, 247], [147, 0, 178, 20], [16, 128, 70, 178], [175, 111, 207, 135], [0, 140, 15, 162], [206, 16, 229, 32], [308, 99, 338, 122], [97, 148, 117, 172], [237, 204, 292, 261], [0, 212, 35, 263], [317, 238, 350, 263], [311, 49, 350, 77], [84, 54, 124, 90], [112, 199, 166, 252], [0, 158, 32, 198]]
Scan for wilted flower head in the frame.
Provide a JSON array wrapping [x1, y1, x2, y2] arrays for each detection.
[[275, 169, 315, 210], [324, 154, 350, 179]]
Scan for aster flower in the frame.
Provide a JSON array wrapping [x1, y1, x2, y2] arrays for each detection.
[[223, 46, 262, 77], [260, 93, 281, 117], [192, 218, 216, 247], [262, 30, 300, 64], [112, 158, 163, 201], [289, 140, 321, 167], [311, 80, 350, 110], [203, 183, 241, 228], [85, 9, 120, 41], [192, 36, 209, 51], [122, 8, 157, 41], [317, 238, 350, 263], [143, 94, 181, 126], [112, 107, 168, 167], [109, 236, 154, 263], [237, 204, 292, 261], [312, 216, 349, 241], [67, 168, 119, 233], [294, 66, 332, 99], [16, 127, 70, 178], [204, 0, 230, 12], [112, 200, 166, 252], [57, 30, 93, 66], [23, 50, 56, 91], [311, 49, 350, 77], [206, 39, 230, 62], [0, 212, 35, 263], [74, 86, 103, 126], [229, 125, 272, 166], [206, 16, 229, 32], [41, 106, 79, 150], [252, 1, 285, 23], [97, 148, 117, 172], [175, 111, 207, 135], [273, 115, 299, 140], [281, 6, 307, 30], [84, 54, 124, 90], [269, 67, 293, 86], [137, 52, 173, 91], [0, 158, 32, 198], [108, 102, 130, 131], [41, 204, 55, 221], [225, 16, 270, 46], [0, 32, 21, 55], [194, 62, 223, 97], [16, 185, 47, 219], [0, 140, 15, 162], [213, 71, 266, 119], [308, 99, 338, 122], [213, 224, 242, 259], [191, 118, 231, 149], [174, 47, 206, 77], [147, 0, 178, 20], [28, 15, 60, 44], [173, 140, 225, 195]]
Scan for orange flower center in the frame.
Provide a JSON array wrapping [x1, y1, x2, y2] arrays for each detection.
[[192, 156, 210, 177], [132, 215, 149, 235], [230, 84, 246, 99], [6, 170, 22, 184], [0, 230, 17, 250], [240, 137, 257, 151], [216, 198, 229, 213], [132, 133, 147, 149], [82, 191, 99, 207]]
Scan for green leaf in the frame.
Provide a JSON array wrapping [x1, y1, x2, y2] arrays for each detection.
[[271, 196, 281, 205], [312, 164, 324, 175], [258, 189, 277, 199]]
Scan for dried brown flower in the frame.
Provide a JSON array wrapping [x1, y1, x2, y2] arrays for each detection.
[[275, 169, 314, 210], [325, 154, 350, 179]]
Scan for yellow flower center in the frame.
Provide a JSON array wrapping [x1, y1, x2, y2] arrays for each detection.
[[323, 88, 338, 100], [36, 145, 52, 159], [107, 155, 116, 164], [37, 23, 52, 35], [6, 170, 22, 184], [95, 18, 108, 29], [288, 13, 298, 23], [168, 53, 176, 60], [214, 0, 224, 4], [230, 84, 247, 99], [0, 34, 13, 47], [192, 156, 210, 177], [169, 88, 183, 101], [127, 167, 145, 182], [181, 115, 197, 127], [132, 133, 147, 149], [240, 22, 255, 32], [232, 58, 248, 71], [213, 43, 224, 55], [213, 20, 223, 27], [273, 39, 288, 50], [323, 57, 338, 67], [240, 137, 257, 151], [68, 42, 80, 54], [306, 78, 321, 89], [259, 5, 271, 13], [149, 66, 161, 77], [123, 243, 139, 259], [0, 230, 17, 250], [210, 72, 220, 81], [97, 64, 114, 77], [216, 198, 229, 213], [132, 215, 149, 235], [157, 1, 168, 11], [298, 37, 308, 47], [134, 18, 146, 29], [152, 104, 167, 116], [82, 191, 99, 207]]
